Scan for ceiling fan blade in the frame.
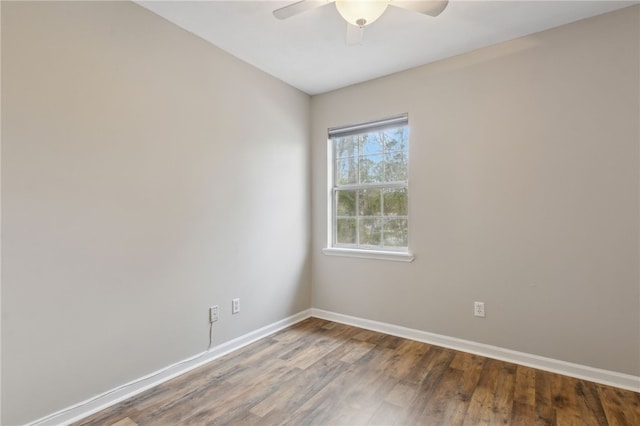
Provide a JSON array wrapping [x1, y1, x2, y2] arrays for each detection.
[[346, 23, 364, 45], [273, 0, 328, 20], [390, 0, 449, 17]]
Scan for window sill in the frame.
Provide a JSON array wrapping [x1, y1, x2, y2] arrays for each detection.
[[322, 247, 415, 262]]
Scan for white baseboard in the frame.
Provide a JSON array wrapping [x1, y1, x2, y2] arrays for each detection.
[[28, 307, 639, 425], [29, 309, 313, 426], [311, 308, 640, 393]]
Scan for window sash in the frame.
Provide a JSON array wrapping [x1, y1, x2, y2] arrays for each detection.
[[332, 185, 409, 251]]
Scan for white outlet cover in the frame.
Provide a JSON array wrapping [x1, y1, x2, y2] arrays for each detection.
[[209, 305, 219, 322]]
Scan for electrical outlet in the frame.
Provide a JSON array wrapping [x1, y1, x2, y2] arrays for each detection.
[[232, 298, 240, 314], [474, 301, 485, 318], [209, 305, 219, 323]]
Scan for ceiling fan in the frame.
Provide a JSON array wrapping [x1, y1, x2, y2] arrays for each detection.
[[273, 0, 449, 44]]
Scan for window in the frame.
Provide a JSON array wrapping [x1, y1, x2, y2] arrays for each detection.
[[324, 114, 413, 261]]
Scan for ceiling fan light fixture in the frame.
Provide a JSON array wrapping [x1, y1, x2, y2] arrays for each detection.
[[335, 0, 389, 27]]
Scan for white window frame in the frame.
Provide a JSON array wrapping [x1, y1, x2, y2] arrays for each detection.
[[322, 114, 414, 262]]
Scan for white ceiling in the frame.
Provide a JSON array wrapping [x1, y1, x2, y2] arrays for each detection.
[[136, 0, 636, 95]]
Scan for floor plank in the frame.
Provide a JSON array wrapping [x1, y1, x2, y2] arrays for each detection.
[[74, 318, 640, 426]]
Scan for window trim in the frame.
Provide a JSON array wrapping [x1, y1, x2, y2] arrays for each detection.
[[325, 114, 413, 261], [322, 247, 414, 262]]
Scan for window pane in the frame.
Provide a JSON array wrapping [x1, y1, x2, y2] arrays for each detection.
[[383, 188, 407, 216], [335, 136, 358, 159], [336, 218, 356, 244], [359, 218, 381, 246], [358, 154, 384, 184], [384, 128, 408, 152], [384, 151, 408, 182], [336, 190, 356, 216], [358, 189, 381, 216], [336, 157, 358, 185], [383, 218, 408, 247], [359, 133, 384, 156]]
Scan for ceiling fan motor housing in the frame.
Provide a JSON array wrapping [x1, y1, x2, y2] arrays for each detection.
[[335, 0, 389, 28]]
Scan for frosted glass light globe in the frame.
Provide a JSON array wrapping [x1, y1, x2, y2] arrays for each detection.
[[335, 0, 389, 27]]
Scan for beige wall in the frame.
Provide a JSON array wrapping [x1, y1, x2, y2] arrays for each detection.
[[1, 1, 311, 424], [311, 6, 639, 377]]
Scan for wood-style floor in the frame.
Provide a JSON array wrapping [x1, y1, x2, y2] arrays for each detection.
[[75, 318, 640, 426]]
